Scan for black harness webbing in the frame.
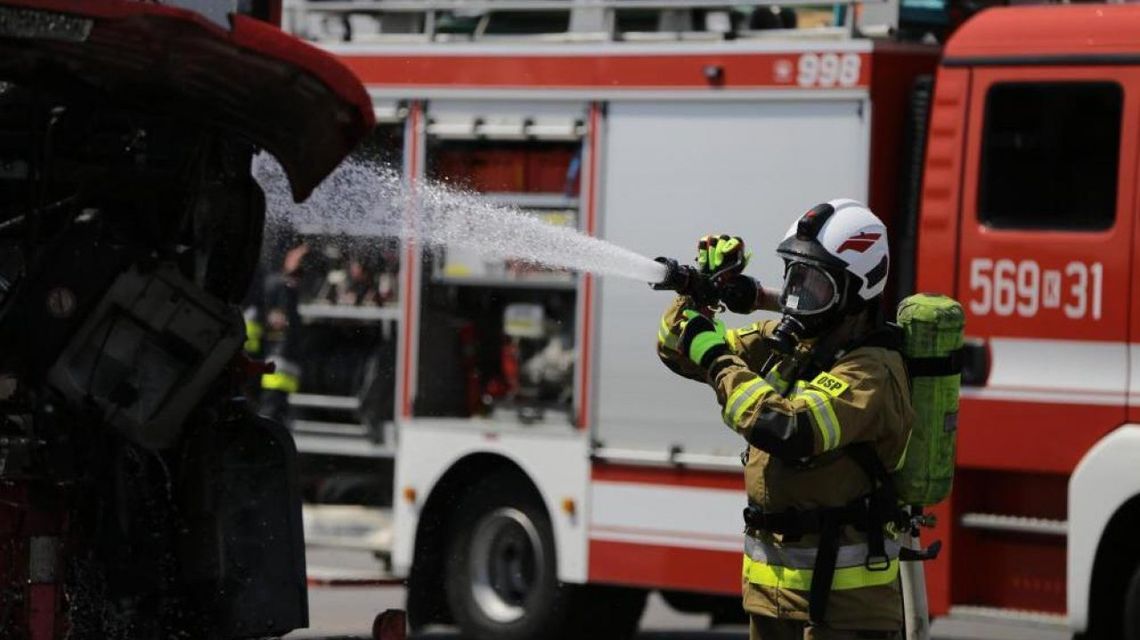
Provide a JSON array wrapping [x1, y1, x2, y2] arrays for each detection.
[[811, 509, 842, 622], [743, 442, 903, 623], [905, 347, 964, 378]]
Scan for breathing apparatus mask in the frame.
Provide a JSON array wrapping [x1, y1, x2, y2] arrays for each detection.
[[766, 200, 888, 354], [767, 260, 852, 353]]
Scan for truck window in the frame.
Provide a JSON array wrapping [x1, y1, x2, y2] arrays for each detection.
[[978, 81, 1122, 231]]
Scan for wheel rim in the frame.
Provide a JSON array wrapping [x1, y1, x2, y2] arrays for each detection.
[[468, 506, 545, 624]]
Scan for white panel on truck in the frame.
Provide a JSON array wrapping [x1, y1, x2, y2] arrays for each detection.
[[594, 99, 869, 457]]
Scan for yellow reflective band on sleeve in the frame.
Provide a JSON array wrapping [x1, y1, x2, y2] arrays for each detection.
[[764, 368, 790, 396], [723, 377, 773, 428], [742, 554, 899, 591], [725, 329, 741, 353], [800, 389, 841, 451], [810, 372, 850, 398], [261, 372, 300, 394], [244, 320, 264, 354], [658, 318, 680, 350]]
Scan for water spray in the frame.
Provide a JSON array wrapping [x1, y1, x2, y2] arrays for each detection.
[[254, 154, 784, 313], [254, 154, 668, 285]]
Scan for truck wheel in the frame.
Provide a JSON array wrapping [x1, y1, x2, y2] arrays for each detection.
[[445, 469, 569, 640], [1126, 563, 1140, 640]]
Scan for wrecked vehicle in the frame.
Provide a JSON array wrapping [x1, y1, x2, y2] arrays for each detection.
[[0, 1, 373, 637]]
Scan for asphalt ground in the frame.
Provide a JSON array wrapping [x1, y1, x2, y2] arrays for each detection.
[[287, 549, 1071, 640]]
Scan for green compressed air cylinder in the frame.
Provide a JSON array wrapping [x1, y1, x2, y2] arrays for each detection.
[[896, 293, 965, 506]]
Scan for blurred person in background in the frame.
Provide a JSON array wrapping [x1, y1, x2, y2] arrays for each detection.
[[335, 252, 382, 307], [258, 229, 310, 424]]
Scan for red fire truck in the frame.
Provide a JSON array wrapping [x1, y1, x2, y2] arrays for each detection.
[[279, 2, 1140, 638]]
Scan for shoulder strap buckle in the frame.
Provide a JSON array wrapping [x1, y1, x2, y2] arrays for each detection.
[[864, 552, 892, 572]]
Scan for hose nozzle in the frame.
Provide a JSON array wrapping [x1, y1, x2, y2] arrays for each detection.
[[650, 257, 719, 307], [650, 257, 688, 290]]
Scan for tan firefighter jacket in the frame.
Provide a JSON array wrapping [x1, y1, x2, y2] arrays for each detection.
[[657, 296, 914, 630]]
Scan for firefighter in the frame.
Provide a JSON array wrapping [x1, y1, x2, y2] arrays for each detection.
[[258, 234, 310, 424], [657, 200, 915, 640], [243, 263, 268, 359]]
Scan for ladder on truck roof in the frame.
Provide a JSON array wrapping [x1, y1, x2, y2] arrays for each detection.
[[282, 0, 898, 44]]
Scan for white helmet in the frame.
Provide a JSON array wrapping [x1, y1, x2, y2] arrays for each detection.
[[775, 199, 889, 319]]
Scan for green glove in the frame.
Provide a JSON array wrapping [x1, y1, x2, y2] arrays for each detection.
[[678, 310, 729, 369], [697, 235, 751, 281]]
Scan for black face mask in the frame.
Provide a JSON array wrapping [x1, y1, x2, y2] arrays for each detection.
[[765, 315, 804, 355], [766, 307, 848, 354]]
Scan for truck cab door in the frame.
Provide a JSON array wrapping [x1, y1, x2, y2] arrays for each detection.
[[956, 68, 1136, 474]]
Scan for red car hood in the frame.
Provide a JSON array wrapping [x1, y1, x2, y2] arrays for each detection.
[[0, 0, 375, 202]]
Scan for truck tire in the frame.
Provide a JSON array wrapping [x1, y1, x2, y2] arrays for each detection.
[[445, 469, 572, 640], [444, 468, 647, 640], [1125, 563, 1140, 640]]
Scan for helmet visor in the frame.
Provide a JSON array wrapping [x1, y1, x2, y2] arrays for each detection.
[[780, 262, 840, 315]]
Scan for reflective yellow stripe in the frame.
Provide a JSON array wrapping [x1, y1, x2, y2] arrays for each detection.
[[724, 379, 763, 425], [723, 377, 773, 428], [726, 329, 741, 353], [800, 389, 841, 451], [244, 319, 264, 354], [894, 430, 913, 472], [800, 390, 831, 450], [261, 372, 300, 394], [764, 368, 790, 396], [658, 318, 680, 350], [742, 554, 899, 591]]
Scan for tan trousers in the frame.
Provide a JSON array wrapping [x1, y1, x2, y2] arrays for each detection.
[[749, 615, 902, 640]]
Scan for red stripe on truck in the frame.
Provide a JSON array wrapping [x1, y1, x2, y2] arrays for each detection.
[[340, 52, 871, 91], [592, 463, 743, 491], [588, 539, 740, 594]]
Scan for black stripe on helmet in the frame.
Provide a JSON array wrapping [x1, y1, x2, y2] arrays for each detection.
[[796, 203, 836, 240], [864, 255, 888, 290]]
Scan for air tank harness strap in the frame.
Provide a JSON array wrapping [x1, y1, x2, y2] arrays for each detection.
[[905, 347, 964, 378], [743, 501, 870, 540], [742, 445, 905, 624]]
